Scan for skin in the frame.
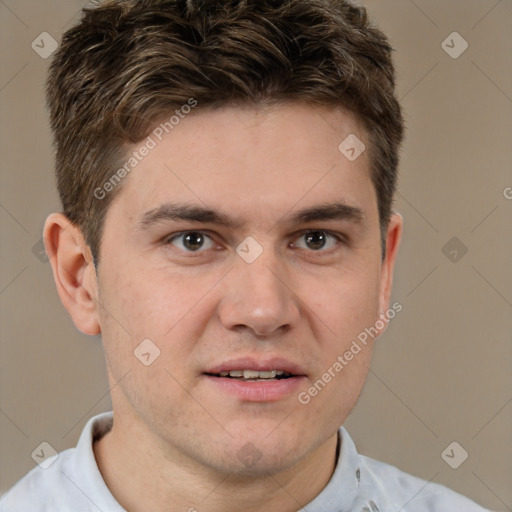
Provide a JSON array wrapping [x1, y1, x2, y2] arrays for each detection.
[[44, 103, 402, 512]]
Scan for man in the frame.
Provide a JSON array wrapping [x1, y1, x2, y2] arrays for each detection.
[[0, 0, 490, 510]]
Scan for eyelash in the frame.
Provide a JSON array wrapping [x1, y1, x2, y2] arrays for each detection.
[[163, 230, 345, 254]]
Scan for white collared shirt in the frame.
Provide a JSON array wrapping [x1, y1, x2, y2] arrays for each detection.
[[0, 412, 490, 511]]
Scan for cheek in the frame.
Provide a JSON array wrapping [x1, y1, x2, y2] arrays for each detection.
[[103, 264, 201, 330], [97, 266, 209, 422], [98, 264, 222, 370], [301, 262, 381, 421], [301, 263, 381, 351]]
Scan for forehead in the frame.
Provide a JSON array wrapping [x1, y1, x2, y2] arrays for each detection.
[[109, 103, 377, 227]]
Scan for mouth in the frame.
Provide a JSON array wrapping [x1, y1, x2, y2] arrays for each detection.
[[205, 369, 295, 382], [203, 358, 306, 402]]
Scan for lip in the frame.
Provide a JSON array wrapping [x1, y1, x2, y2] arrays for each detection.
[[203, 356, 307, 402], [205, 357, 306, 376], [203, 374, 306, 402]]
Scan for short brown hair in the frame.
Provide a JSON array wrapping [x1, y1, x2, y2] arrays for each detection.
[[47, 0, 404, 263]]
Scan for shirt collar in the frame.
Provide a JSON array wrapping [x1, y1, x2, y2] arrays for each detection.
[[299, 427, 360, 512], [69, 411, 124, 511]]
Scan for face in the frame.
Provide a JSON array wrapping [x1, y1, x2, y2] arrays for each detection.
[[92, 103, 401, 475]]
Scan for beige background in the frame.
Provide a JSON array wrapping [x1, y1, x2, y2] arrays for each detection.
[[1, 0, 511, 509]]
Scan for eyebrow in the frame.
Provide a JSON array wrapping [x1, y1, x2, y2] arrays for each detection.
[[138, 203, 239, 229], [137, 201, 365, 230], [288, 202, 365, 224]]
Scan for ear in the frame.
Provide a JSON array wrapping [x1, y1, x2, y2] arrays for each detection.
[[43, 213, 101, 335], [377, 212, 403, 320]]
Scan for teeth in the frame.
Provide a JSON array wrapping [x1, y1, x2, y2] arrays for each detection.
[[257, 370, 277, 379], [243, 370, 261, 379], [218, 370, 290, 379]]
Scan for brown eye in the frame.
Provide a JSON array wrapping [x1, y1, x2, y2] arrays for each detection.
[[304, 231, 327, 250], [183, 232, 204, 251], [166, 231, 214, 252], [292, 231, 340, 251]]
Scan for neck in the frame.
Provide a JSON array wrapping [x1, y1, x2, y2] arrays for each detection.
[[93, 415, 338, 512]]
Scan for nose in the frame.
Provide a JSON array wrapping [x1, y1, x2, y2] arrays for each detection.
[[217, 251, 300, 337]]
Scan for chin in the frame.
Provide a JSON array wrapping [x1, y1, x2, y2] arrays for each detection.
[[209, 445, 305, 477], [197, 426, 316, 477]]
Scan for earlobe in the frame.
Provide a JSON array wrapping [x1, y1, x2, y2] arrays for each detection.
[[378, 212, 403, 320], [43, 213, 101, 336]]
